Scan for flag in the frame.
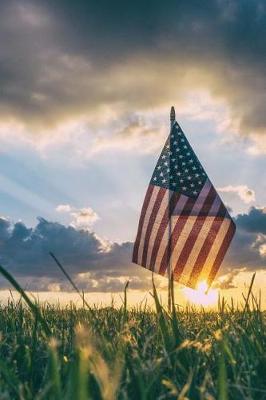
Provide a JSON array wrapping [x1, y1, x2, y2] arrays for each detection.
[[132, 116, 235, 289]]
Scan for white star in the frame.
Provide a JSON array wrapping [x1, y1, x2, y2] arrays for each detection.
[[193, 190, 198, 195], [180, 179, 184, 183], [176, 148, 180, 152], [184, 169, 189, 173], [157, 165, 161, 170], [174, 165, 178, 169], [160, 172, 164, 177], [189, 159, 193, 163], [186, 152, 191, 156], [181, 138, 185, 142], [182, 162, 186, 166], [170, 175, 173, 179], [190, 183, 195, 187], [171, 158, 176, 162], [198, 181, 202, 184], [183, 145, 188, 149], [178, 131, 182, 136], [177, 172, 181, 176], [172, 182, 176, 186], [179, 155, 183, 159], [162, 155, 166, 159], [195, 173, 199, 177], [173, 141, 178, 145], [171, 134, 174, 138], [182, 186, 187, 190], [187, 176, 192, 180], [167, 168, 170, 173], [192, 166, 197, 170], [162, 178, 166, 183]]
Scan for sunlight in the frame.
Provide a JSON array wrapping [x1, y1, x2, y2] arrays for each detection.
[[183, 281, 218, 306]]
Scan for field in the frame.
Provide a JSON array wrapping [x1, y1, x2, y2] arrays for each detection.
[[0, 268, 265, 399]]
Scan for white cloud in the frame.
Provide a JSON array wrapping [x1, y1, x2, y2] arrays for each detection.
[[70, 207, 99, 230], [55, 204, 99, 230], [56, 204, 72, 213], [218, 185, 256, 204]]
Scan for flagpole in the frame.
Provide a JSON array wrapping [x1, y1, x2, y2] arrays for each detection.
[[168, 106, 175, 312]]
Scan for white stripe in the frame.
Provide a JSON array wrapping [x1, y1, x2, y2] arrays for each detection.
[[145, 190, 170, 269], [137, 186, 160, 264], [197, 218, 232, 282], [180, 195, 222, 284]]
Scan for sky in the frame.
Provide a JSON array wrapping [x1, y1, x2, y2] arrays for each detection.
[[0, 0, 265, 307]]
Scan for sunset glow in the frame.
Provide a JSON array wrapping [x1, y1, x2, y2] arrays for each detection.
[[183, 281, 218, 306]]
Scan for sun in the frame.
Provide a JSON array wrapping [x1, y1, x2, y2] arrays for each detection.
[[182, 281, 218, 306]]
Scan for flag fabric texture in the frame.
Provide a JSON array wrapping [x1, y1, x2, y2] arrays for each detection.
[[132, 120, 236, 289]]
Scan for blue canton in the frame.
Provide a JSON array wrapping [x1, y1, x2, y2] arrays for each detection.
[[150, 122, 207, 198]]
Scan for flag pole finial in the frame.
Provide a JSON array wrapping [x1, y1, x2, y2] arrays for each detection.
[[170, 106, 175, 128]]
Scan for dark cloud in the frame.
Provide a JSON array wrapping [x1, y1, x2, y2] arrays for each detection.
[[0, 216, 151, 292], [0, 0, 265, 142], [223, 207, 266, 271], [0, 207, 265, 292]]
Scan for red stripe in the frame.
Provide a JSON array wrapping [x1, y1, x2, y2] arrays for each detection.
[[132, 185, 155, 263], [173, 186, 217, 280], [141, 187, 166, 267], [159, 196, 196, 275], [207, 220, 236, 286], [148, 192, 181, 271], [187, 203, 227, 288]]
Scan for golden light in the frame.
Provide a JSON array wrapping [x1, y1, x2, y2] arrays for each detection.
[[183, 281, 218, 307]]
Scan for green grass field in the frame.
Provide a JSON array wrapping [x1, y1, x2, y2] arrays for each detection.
[[0, 267, 265, 399]]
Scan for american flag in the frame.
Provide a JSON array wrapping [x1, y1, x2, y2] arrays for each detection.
[[132, 117, 236, 289]]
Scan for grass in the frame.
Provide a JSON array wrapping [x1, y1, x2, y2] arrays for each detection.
[[0, 266, 265, 399]]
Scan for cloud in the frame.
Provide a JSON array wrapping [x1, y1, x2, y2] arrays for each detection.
[[0, 206, 265, 292], [0, 216, 151, 292], [56, 204, 72, 213], [56, 204, 99, 230], [218, 185, 256, 204], [0, 0, 265, 152]]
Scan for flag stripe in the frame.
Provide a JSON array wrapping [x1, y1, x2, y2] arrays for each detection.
[[173, 186, 216, 280], [135, 186, 160, 264], [179, 196, 225, 286], [197, 217, 232, 283], [186, 203, 227, 288], [158, 196, 196, 275], [141, 188, 168, 267], [143, 190, 170, 269], [132, 185, 155, 263], [159, 182, 211, 276], [148, 191, 182, 271], [207, 220, 236, 285], [152, 194, 188, 274]]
